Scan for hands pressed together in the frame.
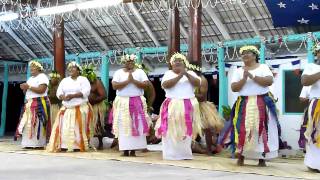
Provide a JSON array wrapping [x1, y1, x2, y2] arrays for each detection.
[[59, 94, 74, 101], [20, 83, 29, 91], [243, 68, 255, 80]]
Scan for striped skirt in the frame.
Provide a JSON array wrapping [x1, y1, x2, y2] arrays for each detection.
[[229, 93, 280, 159], [304, 99, 320, 170], [16, 96, 51, 148]]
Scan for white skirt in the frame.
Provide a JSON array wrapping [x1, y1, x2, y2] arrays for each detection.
[[21, 117, 46, 148], [162, 136, 192, 160], [304, 143, 320, 171], [242, 113, 279, 160], [118, 112, 147, 151]]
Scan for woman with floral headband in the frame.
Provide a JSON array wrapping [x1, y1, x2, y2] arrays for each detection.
[[48, 71, 62, 128], [47, 61, 93, 152], [230, 45, 280, 166], [110, 54, 151, 156], [301, 42, 320, 172], [82, 64, 107, 150], [15, 60, 50, 149], [155, 53, 202, 160]]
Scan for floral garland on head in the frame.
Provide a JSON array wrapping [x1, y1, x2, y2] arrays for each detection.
[[170, 52, 202, 71], [81, 64, 97, 83], [120, 54, 137, 64], [313, 42, 320, 56], [67, 61, 82, 72], [239, 45, 260, 56], [134, 63, 150, 74], [29, 60, 44, 71], [49, 71, 61, 79]]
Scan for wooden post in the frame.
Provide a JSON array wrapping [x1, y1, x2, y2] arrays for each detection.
[[188, 0, 202, 66], [53, 16, 66, 77], [168, 0, 180, 67]]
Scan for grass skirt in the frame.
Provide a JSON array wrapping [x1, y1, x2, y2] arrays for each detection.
[[199, 101, 224, 131]]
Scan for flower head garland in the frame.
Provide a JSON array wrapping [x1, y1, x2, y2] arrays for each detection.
[[29, 60, 44, 71], [81, 64, 97, 83], [170, 52, 202, 71], [67, 61, 82, 72], [134, 63, 150, 74], [239, 45, 260, 56], [120, 54, 137, 64], [49, 71, 61, 79], [313, 42, 320, 56]]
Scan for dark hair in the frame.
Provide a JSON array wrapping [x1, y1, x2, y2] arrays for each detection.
[[194, 70, 202, 76], [253, 53, 259, 63]]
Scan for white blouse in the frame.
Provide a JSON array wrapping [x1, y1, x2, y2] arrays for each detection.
[[161, 70, 200, 99], [112, 68, 149, 97], [231, 64, 273, 96], [56, 76, 91, 108], [299, 86, 311, 99], [25, 73, 49, 100], [302, 63, 320, 99]]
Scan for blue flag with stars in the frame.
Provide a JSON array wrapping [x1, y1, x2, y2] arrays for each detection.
[[264, 0, 320, 27]]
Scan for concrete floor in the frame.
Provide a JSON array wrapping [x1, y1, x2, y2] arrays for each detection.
[[0, 152, 299, 180]]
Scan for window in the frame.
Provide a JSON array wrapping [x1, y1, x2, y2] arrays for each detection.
[[283, 70, 305, 114]]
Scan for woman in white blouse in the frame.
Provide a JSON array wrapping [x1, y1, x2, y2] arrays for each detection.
[[110, 54, 151, 157], [47, 61, 93, 152], [155, 53, 202, 160], [301, 42, 320, 172], [16, 61, 50, 149], [230, 46, 280, 167]]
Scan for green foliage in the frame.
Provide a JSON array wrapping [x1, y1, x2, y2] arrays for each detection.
[[81, 64, 97, 83], [222, 105, 232, 120]]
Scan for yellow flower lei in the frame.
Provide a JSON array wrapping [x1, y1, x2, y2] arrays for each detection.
[[67, 61, 82, 71], [29, 60, 44, 71], [49, 71, 61, 79], [313, 42, 320, 55], [239, 45, 260, 55], [170, 52, 202, 71]]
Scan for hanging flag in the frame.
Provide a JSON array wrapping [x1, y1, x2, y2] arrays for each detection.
[[264, 0, 320, 27], [225, 63, 232, 76], [212, 71, 218, 85], [271, 64, 280, 76], [225, 63, 232, 71], [291, 59, 301, 76], [212, 71, 218, 79], [291, 60, 301, 69]]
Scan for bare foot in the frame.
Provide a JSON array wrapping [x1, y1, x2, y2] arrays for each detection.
[[111, 139, 118, 149], [191, 142, 207, 154], [130, 150, 136, 157], [237, 156, 244, 166], [141, 148, 149, 153], [258, 159, 266, 167], [308, 167, 320, 173], [122, 150, 129, 157]]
